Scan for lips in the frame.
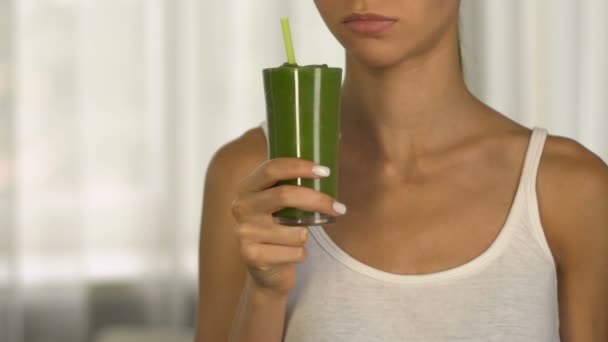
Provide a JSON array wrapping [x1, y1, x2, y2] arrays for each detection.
[[342, 13, 398, 35]]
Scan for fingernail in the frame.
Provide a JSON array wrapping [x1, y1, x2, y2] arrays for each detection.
[[312, 165, 331, 177], [333, 201, 347, 215]]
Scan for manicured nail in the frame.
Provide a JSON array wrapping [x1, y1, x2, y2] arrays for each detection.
[[312, 165, 331, 177], [333, 201, 347, 215]]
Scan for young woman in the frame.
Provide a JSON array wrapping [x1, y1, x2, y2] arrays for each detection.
[[197, 1, 608, 341]]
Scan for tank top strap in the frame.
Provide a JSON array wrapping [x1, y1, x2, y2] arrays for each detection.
[[521, 126, 554, 263], [260, 120, 270, 157], [260, 120, 268, 139], [521, 127, 548, 189]]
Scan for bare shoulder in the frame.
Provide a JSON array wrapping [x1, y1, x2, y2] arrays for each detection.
[[205, 126, 268, 184], [537, 133, 608, 266]]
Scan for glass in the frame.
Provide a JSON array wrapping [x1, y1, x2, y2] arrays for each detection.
[[263, 63, 343, 226]]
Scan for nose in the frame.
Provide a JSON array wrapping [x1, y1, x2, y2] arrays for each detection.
[[350, 0, 370, 12]]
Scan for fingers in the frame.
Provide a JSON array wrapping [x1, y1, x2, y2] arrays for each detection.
[[236, 222, 309, 247], [259, 185, 343, 216], [240, 241, 307, 267], [232, 185, 344, 221], [239, 158, 330, 194], [231, 158, 343, 222]]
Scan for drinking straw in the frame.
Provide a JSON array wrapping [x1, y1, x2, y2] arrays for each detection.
[[281, 17, 297, 65]]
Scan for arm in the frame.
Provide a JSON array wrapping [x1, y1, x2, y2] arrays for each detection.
[[228, 275, 290, 342], [195, 131, 288, 342], [539, 138, 608, 341]]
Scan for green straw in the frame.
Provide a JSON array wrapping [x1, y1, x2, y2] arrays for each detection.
[[281, 17, 297, 65]]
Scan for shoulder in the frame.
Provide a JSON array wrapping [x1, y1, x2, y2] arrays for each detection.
[[537, 132, 608, 267], [205, 125, 268, 186], [540, 133, 608, 206]]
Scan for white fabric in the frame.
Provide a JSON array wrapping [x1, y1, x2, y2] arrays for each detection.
[[261, 122, 560, 341]]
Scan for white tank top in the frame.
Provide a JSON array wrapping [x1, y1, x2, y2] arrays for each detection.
[[260, 121, 560, 342]]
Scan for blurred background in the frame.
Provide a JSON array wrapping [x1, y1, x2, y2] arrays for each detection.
[[0, 1, 606, 342]]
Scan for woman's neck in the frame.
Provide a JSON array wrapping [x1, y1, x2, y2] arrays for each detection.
[[339, 29, 484, 176]]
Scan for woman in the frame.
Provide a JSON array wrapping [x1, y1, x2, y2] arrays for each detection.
[[197, 1, 608, 341]]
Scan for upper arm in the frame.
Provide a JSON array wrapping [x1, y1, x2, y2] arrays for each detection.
[[195, 128, 267, 342], [539, 137, 608, 341]]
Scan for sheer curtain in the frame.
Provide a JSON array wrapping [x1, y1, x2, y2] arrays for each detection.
[[1, 1, 607, 342], [461, 0, 608, 157], [2, 1, 198, 341]]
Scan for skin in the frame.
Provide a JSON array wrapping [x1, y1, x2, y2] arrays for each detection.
[[196, 1, 608, 341]]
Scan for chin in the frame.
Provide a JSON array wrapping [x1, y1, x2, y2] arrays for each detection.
[[345, 42, 411, 70]]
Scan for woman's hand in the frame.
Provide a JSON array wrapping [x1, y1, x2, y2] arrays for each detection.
[[230, 158, 346, 298]]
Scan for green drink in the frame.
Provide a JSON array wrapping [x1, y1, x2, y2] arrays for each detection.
[[263, 63, 342, 226]]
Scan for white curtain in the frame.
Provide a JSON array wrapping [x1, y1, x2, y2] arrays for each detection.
[[2, 1, 198, 342], [460, 0, 608, 157], [1, 1, 607, 342]]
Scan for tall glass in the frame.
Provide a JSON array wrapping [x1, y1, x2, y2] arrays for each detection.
[[263, 63, 343, 226]]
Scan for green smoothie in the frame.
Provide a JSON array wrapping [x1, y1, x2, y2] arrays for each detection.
[[263, 63, 343, 226]]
